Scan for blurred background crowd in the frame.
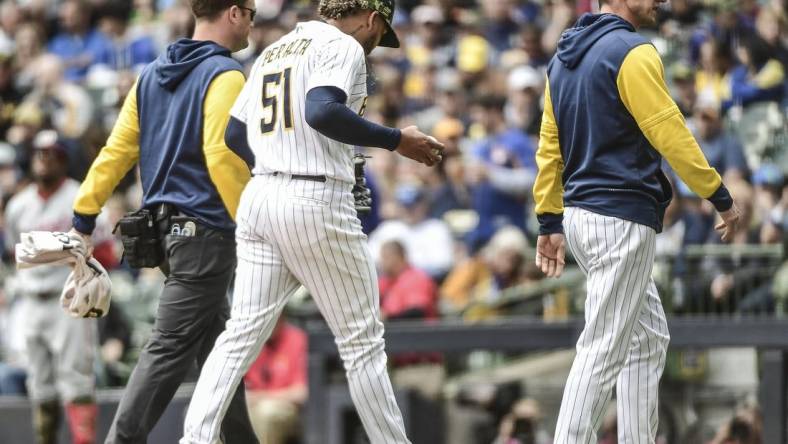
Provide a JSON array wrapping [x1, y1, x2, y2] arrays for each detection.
[[0, 0, 786, 442]]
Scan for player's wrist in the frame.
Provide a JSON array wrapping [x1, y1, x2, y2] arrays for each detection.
[[387, 128, 402, 151], [72, 213, 97, 236], [537, 213, 564, 235], [708, 184, 733, 212]]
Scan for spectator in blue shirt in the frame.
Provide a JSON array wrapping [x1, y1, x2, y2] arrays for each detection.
[[724, 34, 786, 111], [692, 93, 750, 182], [92, 1, 158, 73], [466, 95, 537, 248], [47, 0, 112, 81]]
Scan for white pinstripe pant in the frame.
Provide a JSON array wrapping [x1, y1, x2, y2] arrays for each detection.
[[554, 207, 670, 444], [180, 174, 411, 444]]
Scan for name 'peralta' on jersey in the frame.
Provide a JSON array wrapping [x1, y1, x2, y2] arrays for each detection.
[[231, 20, 369, 184]]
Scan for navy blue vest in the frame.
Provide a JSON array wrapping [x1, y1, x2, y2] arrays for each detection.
[[548, 14, 673, 232], [136, 39, 242, 232]]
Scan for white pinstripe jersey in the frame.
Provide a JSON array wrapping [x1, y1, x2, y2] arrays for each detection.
[[231, 21, 369, 184]]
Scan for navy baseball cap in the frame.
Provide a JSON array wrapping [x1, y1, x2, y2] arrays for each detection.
[[363, 0, 400, 48]]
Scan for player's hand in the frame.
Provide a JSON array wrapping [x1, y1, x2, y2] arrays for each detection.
[[69, 227, 94, 258], [536, 233, 566, 278], [715, 202, 741, 243], [395, 126, 444, 166]]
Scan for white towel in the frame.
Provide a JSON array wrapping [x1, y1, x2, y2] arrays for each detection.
[[61, 258, 112, 318], [15, 231, 112, 318], [15, 231, 86, 268]]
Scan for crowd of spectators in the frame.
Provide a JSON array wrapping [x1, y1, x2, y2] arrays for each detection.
[[0, 0, 785, 442]]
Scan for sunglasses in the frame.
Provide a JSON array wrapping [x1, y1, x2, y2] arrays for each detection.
[[238, 5, 256, 21]]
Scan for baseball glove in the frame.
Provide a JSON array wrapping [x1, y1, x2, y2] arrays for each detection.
[[353, 154, 372, 214]]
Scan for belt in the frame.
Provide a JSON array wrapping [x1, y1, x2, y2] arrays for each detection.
[[271, 172, 327, 182]]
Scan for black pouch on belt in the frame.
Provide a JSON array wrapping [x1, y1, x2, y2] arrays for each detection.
[[113, 209, 163, 268]]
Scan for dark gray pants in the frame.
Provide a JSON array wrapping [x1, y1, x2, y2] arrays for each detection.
[[106, 222, 257, 444]]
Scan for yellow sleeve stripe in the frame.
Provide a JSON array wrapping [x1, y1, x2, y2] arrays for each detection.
[[533, 79, 565, 216], [203, 70, 251, 220], [617, 44, 722, 199], [73, 81, 140, 215], [755, 59, 785, 89]]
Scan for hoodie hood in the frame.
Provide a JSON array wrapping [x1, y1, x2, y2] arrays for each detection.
[[556, 14, 635, 69], [156, 39, 232, 90]]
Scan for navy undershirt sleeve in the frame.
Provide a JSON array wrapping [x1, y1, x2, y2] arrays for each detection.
[[224, 117, 255, 169], [305, 86, 401, 150]]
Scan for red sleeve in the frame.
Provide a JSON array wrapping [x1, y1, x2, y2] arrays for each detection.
[[244, 351, 266, 391], [378, 276, 392, 297]]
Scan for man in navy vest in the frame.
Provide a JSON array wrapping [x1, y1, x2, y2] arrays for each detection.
[[70, 1, 258, 442], [533, 0, 741, 442]]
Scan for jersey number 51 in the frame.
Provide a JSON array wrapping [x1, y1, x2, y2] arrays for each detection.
[[261, 67, 293, 134]]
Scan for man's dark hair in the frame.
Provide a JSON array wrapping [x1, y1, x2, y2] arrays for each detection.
[[190, 0, 242, 20], [97, 0, 132, 24]]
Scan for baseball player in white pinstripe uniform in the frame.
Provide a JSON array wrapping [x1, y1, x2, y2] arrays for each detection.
[[533, 1, 741, 443], [180, 0, 444, 442]]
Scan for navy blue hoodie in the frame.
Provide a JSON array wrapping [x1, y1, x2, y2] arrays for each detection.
[[136, 39, 242, 231], [547, 14, 674, 232]]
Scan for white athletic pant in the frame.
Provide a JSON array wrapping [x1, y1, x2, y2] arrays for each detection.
[[180, 173, 411, 444], [554, 207, 670, 444]]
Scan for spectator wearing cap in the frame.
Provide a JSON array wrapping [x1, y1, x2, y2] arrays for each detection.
[[91, 1, 158, 74], [466, 95, 537, 248], [407, 5, 453, 69], [670, 62, 697, 117], [48, 0, 112, 82], [456, 34, 491, 81], [368, 184, 454, 279], [505, 65, 543, 136], [690, 92, 749, 182]]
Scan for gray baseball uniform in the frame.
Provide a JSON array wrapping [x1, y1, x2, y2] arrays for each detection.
[[4, 179, 96, 403]]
